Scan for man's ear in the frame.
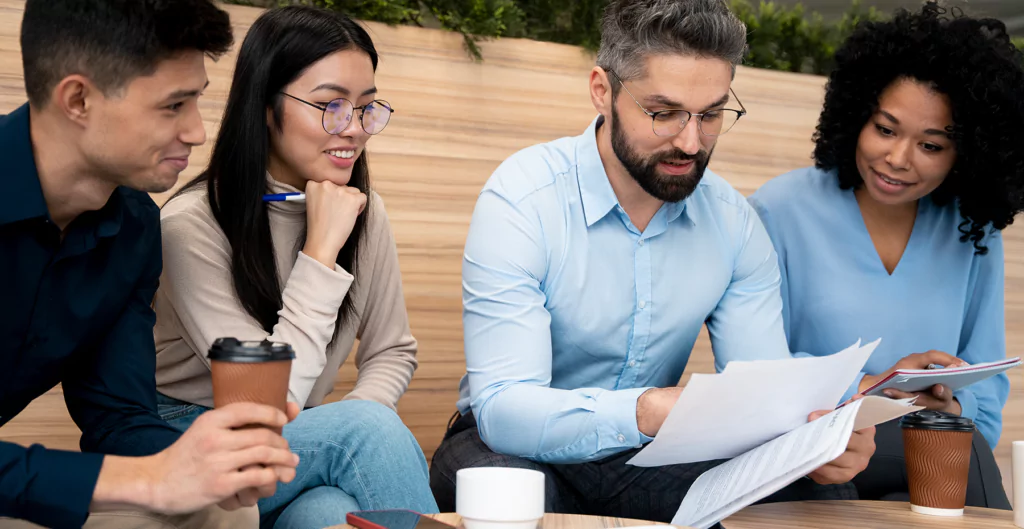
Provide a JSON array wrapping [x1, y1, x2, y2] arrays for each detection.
[[51, 74, 99, 127], [589, 66, 614, 119]]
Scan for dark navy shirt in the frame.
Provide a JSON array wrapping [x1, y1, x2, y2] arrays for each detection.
[[0, 103, 181, 528]]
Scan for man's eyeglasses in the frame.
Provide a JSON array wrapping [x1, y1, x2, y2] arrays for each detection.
[[608, 71, 746, 137], [280, 93, 394, 135]]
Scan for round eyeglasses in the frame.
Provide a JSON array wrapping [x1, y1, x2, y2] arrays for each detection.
[[609, 71, 746, 137], [280, 92, 394, 135]]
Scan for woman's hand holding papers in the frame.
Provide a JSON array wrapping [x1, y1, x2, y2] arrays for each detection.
[[858, 350, 967, 415], [883, 385, 962, 415]]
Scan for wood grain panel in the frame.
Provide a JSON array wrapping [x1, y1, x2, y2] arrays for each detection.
[[1, 0, 1020, 497], [330, 512, 674, 529], [723, 500, 1017, 528]]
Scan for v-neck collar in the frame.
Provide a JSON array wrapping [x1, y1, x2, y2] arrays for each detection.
[[845, 186, 924, 277]]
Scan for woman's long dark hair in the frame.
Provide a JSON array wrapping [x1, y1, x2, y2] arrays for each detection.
[[173, 6, 379, 332]]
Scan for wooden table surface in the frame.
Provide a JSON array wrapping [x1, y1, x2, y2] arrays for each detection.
[[327, 513, 678, 529], [722, 500, 1017, 528]]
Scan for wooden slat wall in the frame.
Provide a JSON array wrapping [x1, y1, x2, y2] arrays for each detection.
[[1, 0, 1021, 495]]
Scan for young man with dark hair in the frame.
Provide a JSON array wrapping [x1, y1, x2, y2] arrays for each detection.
[[1, 1, 300, 528]]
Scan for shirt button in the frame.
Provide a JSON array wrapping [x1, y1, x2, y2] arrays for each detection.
[[628, 360, 636, 367], [617, 434, 626, 443], [638, 300, 647, 309], [638, 239, 645, 246]]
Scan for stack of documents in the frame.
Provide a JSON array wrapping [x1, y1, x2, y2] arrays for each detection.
[[672, 395, 919, 529], [861, 357, 1021, 396], [625, 339, 927, 529], [626, 339, 883, 467]]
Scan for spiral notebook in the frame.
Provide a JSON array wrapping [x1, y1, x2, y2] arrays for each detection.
[[860, 357, 1022, 397]]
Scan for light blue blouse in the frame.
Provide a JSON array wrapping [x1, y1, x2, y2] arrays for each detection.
[[749, 166, 1009, 448]]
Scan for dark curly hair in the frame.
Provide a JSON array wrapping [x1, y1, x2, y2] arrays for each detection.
[[811, 1, 1024, 254]]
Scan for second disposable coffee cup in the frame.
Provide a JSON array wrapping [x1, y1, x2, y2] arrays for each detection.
[[900, 410, 975, 516], [209, 337, 294, 434]]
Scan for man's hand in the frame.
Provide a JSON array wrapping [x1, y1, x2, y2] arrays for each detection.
[[804, 409, 875, 485], [636, 387, 683, 437], [858, 350, 967, 394], [217, 402, 302, 510], [92, 402, 301, 514], [856, 350, 966, 416]]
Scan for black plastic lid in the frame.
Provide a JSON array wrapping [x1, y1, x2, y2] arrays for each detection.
[[899, 410, 975, 433], [207, 337, 295, 363]]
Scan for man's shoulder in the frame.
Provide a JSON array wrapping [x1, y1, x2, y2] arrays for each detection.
[[117, 186, 160, 218], [483, 135, 579, 205], [0, 103, 28, 132], [114, 187, 161, 241], [692, 168, 754, 215]]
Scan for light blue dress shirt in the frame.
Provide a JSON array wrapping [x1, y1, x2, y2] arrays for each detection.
[[749, 166, 1009, 449], [456, 116, 792, 464]]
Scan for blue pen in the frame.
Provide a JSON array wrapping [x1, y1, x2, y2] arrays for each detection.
[[262, 192, 305, 202]]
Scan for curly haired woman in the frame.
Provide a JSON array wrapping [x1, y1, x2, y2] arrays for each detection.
[[749, 1, 1023, 508]]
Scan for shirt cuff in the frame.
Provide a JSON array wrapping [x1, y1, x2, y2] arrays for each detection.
[[288, 251, 354, 314], [954, 388, 978, 421], [594, 386, 653, 448], [23, 447, 104, 529]]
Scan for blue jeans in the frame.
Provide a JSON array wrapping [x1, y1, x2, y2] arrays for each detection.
[[157, 393, 439, 529]]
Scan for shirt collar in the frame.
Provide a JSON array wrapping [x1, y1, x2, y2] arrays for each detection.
[[574, 115, 695, 228], [576, 115, 619, 227], [0, 103, 48, 226], [0, 102, 125, 239], [663, 194, 690, 226]]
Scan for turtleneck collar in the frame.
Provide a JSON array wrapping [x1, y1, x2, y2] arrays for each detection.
[[265, 172, 306, 219]]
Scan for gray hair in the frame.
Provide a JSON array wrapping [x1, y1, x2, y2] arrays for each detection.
[[596, 0, 748, 82]]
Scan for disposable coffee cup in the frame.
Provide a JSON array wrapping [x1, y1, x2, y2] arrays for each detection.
[[900, 410, 974, 516], [208, 337, 294, 434]]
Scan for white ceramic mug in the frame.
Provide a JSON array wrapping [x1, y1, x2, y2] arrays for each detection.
[[456, 467, 545, 529], [1014, 440, 1024, 528]]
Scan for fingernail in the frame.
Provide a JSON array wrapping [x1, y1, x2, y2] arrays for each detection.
[[936, 386, 944, 396], [883, 390, 894, 397]]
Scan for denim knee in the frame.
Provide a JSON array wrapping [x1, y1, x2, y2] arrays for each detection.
[[320, 400, 415, 442]]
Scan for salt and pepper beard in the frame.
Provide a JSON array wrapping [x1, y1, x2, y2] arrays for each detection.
[[609, 102, 712, 203]]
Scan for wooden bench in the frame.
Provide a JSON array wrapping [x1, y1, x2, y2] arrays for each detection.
[[1, 0, 1020, 495]]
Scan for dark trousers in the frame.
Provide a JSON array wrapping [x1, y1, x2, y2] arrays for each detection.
[[429, 412, 857, 523], [851, 419, 1010, 509]]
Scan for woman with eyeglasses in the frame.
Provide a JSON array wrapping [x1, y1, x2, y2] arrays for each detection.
[[749, 2, 1023, 508], [150, 5, 438, 528]]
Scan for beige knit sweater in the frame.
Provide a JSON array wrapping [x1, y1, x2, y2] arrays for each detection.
[[152, 175, 417, 410]]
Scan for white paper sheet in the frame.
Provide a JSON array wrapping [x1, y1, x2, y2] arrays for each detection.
[[671, 396, 922, 529], [626, 339, 880, 466]]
